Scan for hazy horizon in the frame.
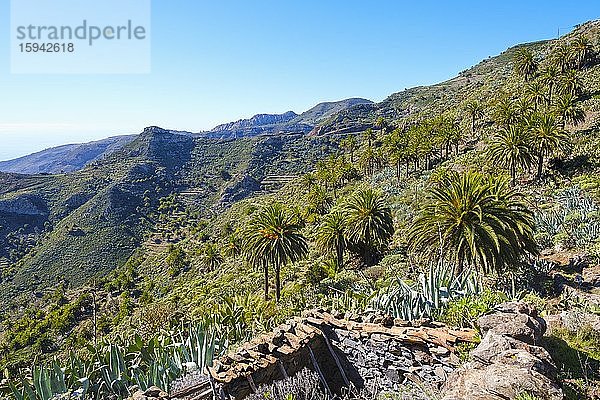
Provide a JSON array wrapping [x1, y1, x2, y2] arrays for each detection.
[[1, 1, 599, 161]]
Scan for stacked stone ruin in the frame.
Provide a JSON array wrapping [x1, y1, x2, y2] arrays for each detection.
[[165, 310, 477, 399], [130, 304, 567, 400]]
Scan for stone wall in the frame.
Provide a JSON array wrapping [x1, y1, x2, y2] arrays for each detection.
[[166, 310, 476, 400]]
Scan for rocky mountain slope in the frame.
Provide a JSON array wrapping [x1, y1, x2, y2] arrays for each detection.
[[202, 98, 373, 138], [0, 135, 136, 174], [2, 21, 600, 399]]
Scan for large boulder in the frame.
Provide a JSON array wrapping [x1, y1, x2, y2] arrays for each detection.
[[442, 302, 563, 400], [477, 302, 546, 344]]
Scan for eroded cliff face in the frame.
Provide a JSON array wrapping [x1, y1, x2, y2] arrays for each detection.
[[0, 194, 48, 216]]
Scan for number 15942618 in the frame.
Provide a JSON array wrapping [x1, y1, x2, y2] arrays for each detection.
[[19, 43, 75, 53]]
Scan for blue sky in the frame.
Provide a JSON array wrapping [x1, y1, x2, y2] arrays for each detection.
[[0, 1, 599, 160]]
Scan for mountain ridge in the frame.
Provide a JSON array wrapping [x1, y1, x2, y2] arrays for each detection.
[[0, 98, 373, 174], [0, 135, 136, 175]]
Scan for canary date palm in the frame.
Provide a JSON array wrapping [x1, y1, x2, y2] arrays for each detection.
[[487, 125, 534, 184], [410, 171, 537, 275], [343, 188, 394, 266], [316, 210, 348, 271], [243, 203, 308, 301]]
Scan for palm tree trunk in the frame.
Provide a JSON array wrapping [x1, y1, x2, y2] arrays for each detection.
[[336, 245, 344, 272], [537, 154, 544, 180], [456, 254, 464, 277], [471, 115, 476, 134], [264, 263, 269, 301], [511, 163, 516, 186], [275, 264, 281, 302]]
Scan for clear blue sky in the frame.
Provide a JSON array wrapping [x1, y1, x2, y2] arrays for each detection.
[[0, 1, 598, 161]]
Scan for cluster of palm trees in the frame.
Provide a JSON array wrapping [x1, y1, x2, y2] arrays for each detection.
[[204, 34, 594, 303], [384, 115, 463, 181], [513, 34, 594, 83], [339, 115, 465, 183], [316, 188, 394, 269], [489, 36, 591, 183], [241, 188, 394, 301]]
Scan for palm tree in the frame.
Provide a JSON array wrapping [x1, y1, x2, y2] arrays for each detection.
[[494, 97, 520, 127], [464, 100, 485, 134], [363, 128, 376, 148], [243, 203, 308, 301], [340, 135, 358, 163], [301, 172, 317, 189], [524, 81, 546, 112], [375, 117, 387, 136], [343, 188, 394, 266], [554, 92, 586, 128], [224, 234, 242, 258], [513, 48, 538, 81], [409, 171, 537, 275], [570, 35, 594, 69], [529, 113, 569, 179], [316, 210, 348, 270], [359, 145, 376, 176], [553, 44, 574, 73], [540, 64, 560, 105], [514, 97, 535, 121], [559, 70, 583, 97], [199, 242, 224, 271], [487, 125, 534, 184], [384, 129, 409, 180]]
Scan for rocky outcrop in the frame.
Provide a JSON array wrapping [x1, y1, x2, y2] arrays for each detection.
[[219, 174, 262, 204], [171, 310, 476, 400], [442, 302, 563, 400], [131, 386, 169, 400], [0, 194, 48, 216]]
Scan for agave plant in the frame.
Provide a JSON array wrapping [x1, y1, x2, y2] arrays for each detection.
[[370, 261, 482, 320], [7, 321, 225, 400], [535, 186, 600, 248]]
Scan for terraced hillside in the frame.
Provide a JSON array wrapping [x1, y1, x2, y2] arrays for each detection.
[[0, 127, 340, 310]]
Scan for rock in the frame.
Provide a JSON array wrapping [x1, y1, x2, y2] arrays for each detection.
[[442, 302, 563, 400], [442, 363, 563, 400], [477, 302, 546, 344], [472, 333, 556, 376], [131, 391, 147, 400], [144, 386, 168, 398], [583, 264, 600, 288], [494, 301, 538, 317]]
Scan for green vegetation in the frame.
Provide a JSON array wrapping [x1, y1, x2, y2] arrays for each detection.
[[243, 203, 308, 301], [2, 19, 600, 400], [409, 171, 537, 275]]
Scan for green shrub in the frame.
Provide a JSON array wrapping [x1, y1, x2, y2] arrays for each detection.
[[441, 290, 507, 329]]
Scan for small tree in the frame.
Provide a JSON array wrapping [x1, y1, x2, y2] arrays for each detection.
[[513, 48, 538, 81], [410, 171, 537, 275]]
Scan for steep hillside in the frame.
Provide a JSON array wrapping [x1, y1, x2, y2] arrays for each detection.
[[0, 127, 340, 310], [0, 135, 136, 174]]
